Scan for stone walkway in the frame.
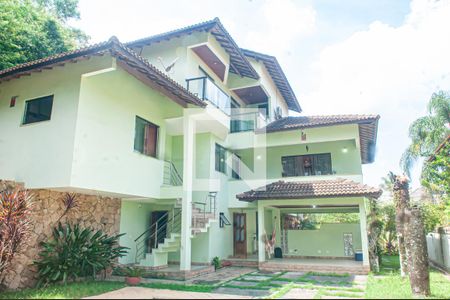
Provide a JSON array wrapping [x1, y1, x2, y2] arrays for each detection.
[[85, 287, 251, 299]]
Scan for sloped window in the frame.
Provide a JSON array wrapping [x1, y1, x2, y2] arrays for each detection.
[[23, 95, 53, 124], [134, 116, 158, 158]]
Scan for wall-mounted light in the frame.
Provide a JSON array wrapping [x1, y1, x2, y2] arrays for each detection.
[[342, 147, 348, 153], [256, 155, 262, 160], [312, 205, 317, 209]]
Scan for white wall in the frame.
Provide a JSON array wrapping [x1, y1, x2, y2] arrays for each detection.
[[427, 232, 450, 271]]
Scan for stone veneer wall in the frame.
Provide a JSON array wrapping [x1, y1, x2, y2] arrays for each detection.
[[0, 180, 122, 290]]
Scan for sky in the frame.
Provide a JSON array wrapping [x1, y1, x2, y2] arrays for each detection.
[[70, 0, 450, 189]]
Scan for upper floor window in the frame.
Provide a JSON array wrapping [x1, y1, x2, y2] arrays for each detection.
[[134, 116, 158, 158], [23, 95, 53, 125], [215, 143, 227, 174], [282, 153, 332, 177]]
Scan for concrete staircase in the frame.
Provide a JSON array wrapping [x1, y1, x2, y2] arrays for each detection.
[[138, 195, 217, 268]]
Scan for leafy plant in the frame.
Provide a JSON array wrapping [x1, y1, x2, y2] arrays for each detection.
[[34, 223, 128, 287], [0, 187, 33, 282], [212, 256, 221, 270], [123, 267, 145, 278], [57, 193, 78, 222]]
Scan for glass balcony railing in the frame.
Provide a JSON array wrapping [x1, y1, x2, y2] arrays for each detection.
[[230, 111, 267, 133], [186, 77, 231, 115]]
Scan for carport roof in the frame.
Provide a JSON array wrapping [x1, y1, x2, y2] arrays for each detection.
[[237, 178, 382, 202]]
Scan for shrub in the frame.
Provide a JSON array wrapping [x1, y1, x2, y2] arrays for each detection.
[[212, 256, 221, 270], [123, 266, 146, 278], [0, 187, 33, 282], [34, 223, 128, 287]]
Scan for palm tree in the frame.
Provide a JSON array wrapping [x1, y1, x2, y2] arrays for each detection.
[[401, 91, 450, 176]]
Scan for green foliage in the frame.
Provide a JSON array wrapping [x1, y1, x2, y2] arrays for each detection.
[[123, 266, 145, 278], [419, 202, 447, 233], [212, 256, 221, 270], [0, 0, 88, 71], [401, 91, 450, 176], [34, 223, 128, 287], [315, 213, 360, 223], [422, 143, 450, 202]]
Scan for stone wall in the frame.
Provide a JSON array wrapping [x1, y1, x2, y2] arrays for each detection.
[[0, 180, 122, 290]]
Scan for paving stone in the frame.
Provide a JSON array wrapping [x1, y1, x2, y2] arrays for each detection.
[[280, 271, 306, 279], [281, 288, 317, 299], [213, 287, 271, 297], [307, 275, 354, 283], [271, 280, 291, 285], [228, 280, 260, 287], [240, 275, 272, 281]]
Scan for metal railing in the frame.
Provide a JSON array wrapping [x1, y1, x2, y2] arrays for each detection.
[[163, 160, 183, 186], [134, 208, 182, 264], [193, 192, 218, 227], [186, 77, 231, 115]]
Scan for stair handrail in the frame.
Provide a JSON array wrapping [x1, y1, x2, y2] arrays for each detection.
[[163, 160, 183, 186], [134, 208, 182, 264]]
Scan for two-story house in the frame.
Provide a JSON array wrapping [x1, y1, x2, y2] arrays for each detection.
[[0, 18, 381, 286]]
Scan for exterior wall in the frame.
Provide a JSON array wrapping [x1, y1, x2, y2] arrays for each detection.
[[71, 64, 183, 198], [0, 180, 121, 290], [426, 231, 450, 271], [119, 200, 175, 265], [0, 56, 112, 189], [286, 223, 362, 257]]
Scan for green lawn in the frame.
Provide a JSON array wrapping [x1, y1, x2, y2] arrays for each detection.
[[365, 255, 450, 299], [0, 281, 214, 299], [0, 281, 127, 299]]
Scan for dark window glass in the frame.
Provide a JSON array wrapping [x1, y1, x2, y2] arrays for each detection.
[[215, 143, 227, 174], [282, 153, 332, 177], [232, 153, 241, 179], [134, 116, 158, 157], [23, 95, 53, 124]]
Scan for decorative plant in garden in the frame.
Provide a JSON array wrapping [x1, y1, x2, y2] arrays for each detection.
[[0, 187, 33, 286], [34, 223, 128, 287]]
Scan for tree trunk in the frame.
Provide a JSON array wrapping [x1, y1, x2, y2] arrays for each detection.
[[368, 225, 381, 272], [407, 207, 431, 297], [393, 175, 411, 277]]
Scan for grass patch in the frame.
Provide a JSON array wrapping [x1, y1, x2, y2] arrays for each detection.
[[0, 281, 126, 299], [306, 271, 351, 277], [267, 282, 296, 299], [366, 255, 450, 299], [140, 282, 214, 293], [319, 290, 362, 298]]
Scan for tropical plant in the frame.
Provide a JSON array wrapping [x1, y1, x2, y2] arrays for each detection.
[[401, 91, 450, 176], [0, 187, 33, 284], [421, 142, 450, 201], [57, 193, 78, 222], [212, 256, 221, 270], [0, 0, 88, 71], [34, 223, 128, 287], [123, 266, 145, 278]]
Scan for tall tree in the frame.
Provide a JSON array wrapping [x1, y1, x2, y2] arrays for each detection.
[[401, 91, 450, 177], [0, 0, 88, 71]]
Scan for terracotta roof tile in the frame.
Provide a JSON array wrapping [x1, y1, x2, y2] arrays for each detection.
[[257, 115, 380, 164], [237, 178, 382, 202]]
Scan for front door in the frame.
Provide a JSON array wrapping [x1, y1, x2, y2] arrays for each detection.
[[148, 211, 168, 252], [233, 213, 247, 258]]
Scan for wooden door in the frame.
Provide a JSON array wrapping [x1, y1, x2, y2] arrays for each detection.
[[233, 213, 247, 258]]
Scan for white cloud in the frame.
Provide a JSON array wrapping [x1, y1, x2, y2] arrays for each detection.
[[301, 0, 450, 187], [244, 0, 316, 55]]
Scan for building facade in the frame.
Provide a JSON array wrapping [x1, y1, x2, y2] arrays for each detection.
[[0, 18, 381, 287]]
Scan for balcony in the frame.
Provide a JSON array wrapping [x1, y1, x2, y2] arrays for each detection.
[[186, 76, 230, 115], [230, 111, 267, 133]]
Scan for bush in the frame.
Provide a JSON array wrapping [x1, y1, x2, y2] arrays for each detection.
[[123, 266, 145, 278], [212, 256, 221, 270], [34, 223, 128, 287]]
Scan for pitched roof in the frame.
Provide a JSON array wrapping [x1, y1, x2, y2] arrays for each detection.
[[0, 37, 206, 108], [241, 49, 301, 112], [237, 178, 382, 202], [126, 18, 259, 80], [257, 115, 380, 164]]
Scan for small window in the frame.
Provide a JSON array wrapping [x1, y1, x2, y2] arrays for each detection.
[[134, 116, 158, 157], [23, 95, 53, 124], [282, 153, 332, 177], [215, 143, 227, 174]]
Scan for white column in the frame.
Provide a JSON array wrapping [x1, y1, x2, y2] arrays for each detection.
[[359, 201, 370, 266], [258, 202, 266, 263], [180, 113, 195, 271]]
